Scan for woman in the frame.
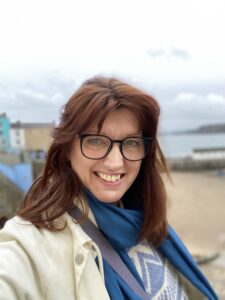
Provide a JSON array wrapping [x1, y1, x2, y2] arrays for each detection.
[[0, 76, 218, 299]]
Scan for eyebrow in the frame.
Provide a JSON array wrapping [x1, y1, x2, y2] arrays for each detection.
[[84, 131, 143, 138]]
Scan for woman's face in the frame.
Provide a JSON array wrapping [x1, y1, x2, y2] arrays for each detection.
[[70, 108, 142, 203]]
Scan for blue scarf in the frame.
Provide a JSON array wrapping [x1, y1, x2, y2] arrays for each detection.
[[85, 190, 218, 300]]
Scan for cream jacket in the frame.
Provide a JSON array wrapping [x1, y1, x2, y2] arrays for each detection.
[[0, 213, 110, 300], [0, 213, 206, 300]]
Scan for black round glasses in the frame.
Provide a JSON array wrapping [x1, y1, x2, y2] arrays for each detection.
[[76, 134, 153, 161]]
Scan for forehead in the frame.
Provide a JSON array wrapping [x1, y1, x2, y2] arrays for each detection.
[[87, 108, 142, 136]]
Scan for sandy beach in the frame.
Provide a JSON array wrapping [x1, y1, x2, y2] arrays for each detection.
[[163, 170, 225, 298]]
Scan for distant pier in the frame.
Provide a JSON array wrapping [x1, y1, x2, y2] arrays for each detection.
[[168, 147, 225, 171]]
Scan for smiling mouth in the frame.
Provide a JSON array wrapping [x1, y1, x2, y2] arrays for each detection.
[[95, 172, 124, 183]]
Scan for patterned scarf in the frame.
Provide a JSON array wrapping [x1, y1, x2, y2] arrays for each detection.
[[85, 189, 218, 300]]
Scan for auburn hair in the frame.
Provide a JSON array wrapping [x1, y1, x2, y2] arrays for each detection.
[[17, 76, 169, 246]]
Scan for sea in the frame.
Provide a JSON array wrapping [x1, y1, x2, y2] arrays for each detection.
[[158, 133, 225, 158]]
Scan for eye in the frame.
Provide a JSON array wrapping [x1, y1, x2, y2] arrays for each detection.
[[86, 138, 103, 145], [84, 136, 108, 148], [123, 139, 140, 147]]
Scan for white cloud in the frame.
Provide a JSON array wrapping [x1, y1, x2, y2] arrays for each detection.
[[0, 0, 224, 130], [147, 47, 190, 60], [0, 70, 76, 121], [18, 89, 48, 102], [173, 92, 225, 110], [162, 92, 225, 127], [207, 93, 225, 104], [51, 93, 64, 104], [0, 0, 225, 76]]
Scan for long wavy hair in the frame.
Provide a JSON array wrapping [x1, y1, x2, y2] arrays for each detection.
[[17, 76, 169, 245]]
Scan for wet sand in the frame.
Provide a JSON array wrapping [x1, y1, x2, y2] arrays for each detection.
[[163, 171, 225, 298]]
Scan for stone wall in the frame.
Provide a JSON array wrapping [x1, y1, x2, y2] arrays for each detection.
[[168, 158, 225, 171], [0, 173, 23, 219]]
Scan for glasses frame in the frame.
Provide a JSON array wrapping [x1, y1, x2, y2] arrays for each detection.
[[76, 133, 153, 161]]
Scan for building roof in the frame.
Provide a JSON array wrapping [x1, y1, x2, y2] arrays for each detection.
[[11, 122, 55, 129], [0, 113, 8, 118]]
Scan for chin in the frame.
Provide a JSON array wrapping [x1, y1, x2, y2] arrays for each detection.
[[93, 191, 123, 204]]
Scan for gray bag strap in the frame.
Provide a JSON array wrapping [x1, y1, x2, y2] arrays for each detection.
[[68, 207, 150, 300]]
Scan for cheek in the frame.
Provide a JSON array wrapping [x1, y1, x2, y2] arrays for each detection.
[[70, 145, 94, 185], [129, 161, 142, 179]]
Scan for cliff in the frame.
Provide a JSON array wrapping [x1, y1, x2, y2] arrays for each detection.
[[171, 123, 225, 135]]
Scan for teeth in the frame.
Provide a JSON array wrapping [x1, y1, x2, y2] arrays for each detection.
[[97, 172, 121, 182]]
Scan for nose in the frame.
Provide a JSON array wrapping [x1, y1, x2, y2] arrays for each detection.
[[103, 143, 124, 170]]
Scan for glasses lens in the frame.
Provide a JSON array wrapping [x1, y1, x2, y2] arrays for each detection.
[[122, 137, 148, 160], [81, 135, 110, 159]]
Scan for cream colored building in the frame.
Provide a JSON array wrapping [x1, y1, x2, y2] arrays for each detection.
[[11, 122, 54, 152], [23, 123, 54, 152]]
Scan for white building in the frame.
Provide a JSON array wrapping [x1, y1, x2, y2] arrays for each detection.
[[10, 122, 26, 152], [192, 147, 225, 160]]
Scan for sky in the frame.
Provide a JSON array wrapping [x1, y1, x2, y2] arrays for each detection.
[[0, 0, 225, 132]]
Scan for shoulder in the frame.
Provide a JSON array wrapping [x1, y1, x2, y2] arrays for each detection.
[[0, 215, 76, 279], [0, 214, 90, 298], [0, 216, 63, 248], [0, 214, 93, 254], [0, 214, 84, 249], [1, 216, 44, 244], [0, 217, 50, 297]]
